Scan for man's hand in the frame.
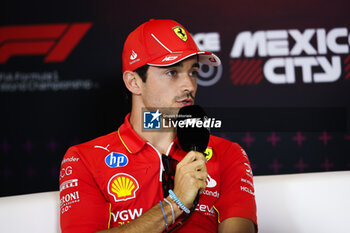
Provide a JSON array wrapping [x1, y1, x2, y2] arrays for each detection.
[[96, 151, 208, 233], [172, 151, 208, 209]]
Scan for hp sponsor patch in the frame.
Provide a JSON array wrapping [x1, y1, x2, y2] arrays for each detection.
[[105, 152, 128, 168]]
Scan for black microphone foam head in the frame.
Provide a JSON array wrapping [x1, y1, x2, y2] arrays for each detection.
[[176, 105, 210, 153]]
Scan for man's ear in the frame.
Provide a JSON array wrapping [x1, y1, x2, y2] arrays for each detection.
[[123, 71, 142, 95]]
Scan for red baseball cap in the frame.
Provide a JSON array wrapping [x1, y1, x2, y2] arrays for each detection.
[[122, 19, 221, 72]]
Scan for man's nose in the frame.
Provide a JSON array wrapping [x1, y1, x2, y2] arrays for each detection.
[[180, 73, 196, 93]]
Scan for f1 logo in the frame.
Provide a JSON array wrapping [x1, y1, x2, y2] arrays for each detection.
[[0, 23, 92, 64]]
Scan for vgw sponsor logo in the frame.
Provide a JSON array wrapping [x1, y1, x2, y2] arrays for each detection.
[[111, 208, 143, 223], [230, 27, 350, 85]]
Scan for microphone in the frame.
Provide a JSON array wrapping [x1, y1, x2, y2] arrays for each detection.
[[176, 105, 210, 153], [167, 105, 210, 232], [176, 105, 209, 203]]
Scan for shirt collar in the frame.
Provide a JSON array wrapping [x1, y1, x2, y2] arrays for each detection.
[[117, 113, 187, 156], [117, 113, 147, 154]]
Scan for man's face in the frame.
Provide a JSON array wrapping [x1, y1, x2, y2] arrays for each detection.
[[139, 56, 199, 113]]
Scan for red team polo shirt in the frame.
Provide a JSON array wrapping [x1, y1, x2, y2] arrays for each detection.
[[59, 114, 257, 233]]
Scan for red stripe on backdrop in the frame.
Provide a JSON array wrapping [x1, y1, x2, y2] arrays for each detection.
[[230, 59, 250, 84], [345, 72, 350, 80], [344, 55, 350, 64], [254, 73, 264, 85], [233, 59, 257, 85], [239, 59, 262, 85], [345, 63, 350, 72], [246, 66, 263, 85], [254, 66, 264, 84], [230, 59, 243, 71], [230, 59, 242, 74], [230, 59, 242, 82]]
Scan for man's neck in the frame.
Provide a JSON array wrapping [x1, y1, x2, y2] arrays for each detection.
[[129, 108, 176, 155]]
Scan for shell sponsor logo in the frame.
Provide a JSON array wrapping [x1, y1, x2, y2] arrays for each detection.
[[108, 173, 139, 202]]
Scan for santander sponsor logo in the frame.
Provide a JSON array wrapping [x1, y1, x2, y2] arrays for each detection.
[[202, 189, 220, 198], [130, 50, 138, 60], [206, 174, 217, 188], [61, 156, 79, 165], [203, 174, 220, 198]]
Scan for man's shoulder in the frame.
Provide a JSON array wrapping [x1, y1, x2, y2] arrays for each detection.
[[67, 130, 125, 157], [208, 135, 248, 161], [209, 134, 240, 150], [63, 130, 128, 170], [75, 131, 118, 148]]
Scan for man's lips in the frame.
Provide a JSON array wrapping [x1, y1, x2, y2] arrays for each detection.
[[176, 98, 193, 106]]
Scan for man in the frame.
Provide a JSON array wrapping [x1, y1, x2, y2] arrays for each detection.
[[59, 19, 257, 233]]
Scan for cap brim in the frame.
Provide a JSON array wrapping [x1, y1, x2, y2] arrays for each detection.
[[147, 50, 221, 67]]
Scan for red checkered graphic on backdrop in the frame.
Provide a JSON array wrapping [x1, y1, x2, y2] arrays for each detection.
[[345, 55, 350, 80], [230, 59, 264, 85]]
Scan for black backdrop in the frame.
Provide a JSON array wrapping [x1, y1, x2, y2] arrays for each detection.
[[1, 0, 349, 197]]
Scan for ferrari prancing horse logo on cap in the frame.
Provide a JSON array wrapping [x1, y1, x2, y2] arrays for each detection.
[[173, 26, 187, 42]]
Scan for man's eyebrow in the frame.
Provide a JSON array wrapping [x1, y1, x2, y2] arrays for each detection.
[[192, 63, 200, 68], [160, 61, 200, 69]]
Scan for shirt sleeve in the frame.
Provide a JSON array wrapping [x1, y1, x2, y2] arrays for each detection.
[[213, 142, 257, 226], [60, 147, 111, 233]]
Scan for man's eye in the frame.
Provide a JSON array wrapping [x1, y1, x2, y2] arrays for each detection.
[[190, 70, 199, 77], [166, 70, 177, 77]]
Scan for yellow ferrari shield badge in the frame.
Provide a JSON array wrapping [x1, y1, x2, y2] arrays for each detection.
[[173, 26, 187, 41], [204, 147, 213, 162]]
